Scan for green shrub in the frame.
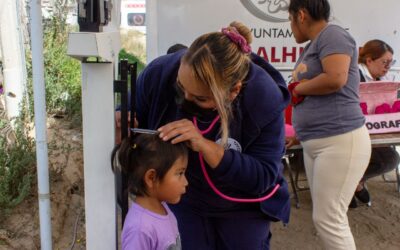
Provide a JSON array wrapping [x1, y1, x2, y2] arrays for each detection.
[[120, 29, 146, 64], [119, 48, 146, 75], [0, 111, 35, 215], [26, 18, 82, 122]]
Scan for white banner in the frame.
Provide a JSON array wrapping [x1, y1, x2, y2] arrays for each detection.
[[146, 0, 400, 81]]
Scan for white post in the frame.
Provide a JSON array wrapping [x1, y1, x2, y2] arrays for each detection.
[[146, 0, 159, 63], [81, 63, 116, 250], [29, 0, 53, 249], [0, 0, 27, 120], [67, 0, 121, 247], [104, 0, 121, 32]]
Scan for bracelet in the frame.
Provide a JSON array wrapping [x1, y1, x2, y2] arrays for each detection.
[[288, 81, 305, 106], [292, 85, 300, 97]]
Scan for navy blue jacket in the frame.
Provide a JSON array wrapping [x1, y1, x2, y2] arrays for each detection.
[[136, 50, 291, 223]]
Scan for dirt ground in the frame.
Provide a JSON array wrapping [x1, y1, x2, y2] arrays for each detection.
[[270, 170, 400, 249], [0, 118, 86, 250], [0, 118, 400, 249]]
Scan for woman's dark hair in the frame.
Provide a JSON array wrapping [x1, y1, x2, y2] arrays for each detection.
[[288, 0, 330, 21], [167, 43, 188, 54], [359, 39, 394, 64], [111, 134, 188, 197]]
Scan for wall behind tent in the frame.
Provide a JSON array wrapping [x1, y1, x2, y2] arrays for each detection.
[[147, 0, 400, 82]]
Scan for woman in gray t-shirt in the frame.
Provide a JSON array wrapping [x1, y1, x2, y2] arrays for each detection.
[[287, 0, 371, 249]]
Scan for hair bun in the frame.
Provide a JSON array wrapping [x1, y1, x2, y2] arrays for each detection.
[[229, 21, 252, 45]]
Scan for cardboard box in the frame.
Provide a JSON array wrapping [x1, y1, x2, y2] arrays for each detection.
[[360, 82, 400, 134]]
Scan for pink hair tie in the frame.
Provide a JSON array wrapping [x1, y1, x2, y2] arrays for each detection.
[[221, 27, 252, 54]]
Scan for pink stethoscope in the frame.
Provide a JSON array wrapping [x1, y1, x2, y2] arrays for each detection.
[[193, 115, 280, 203]]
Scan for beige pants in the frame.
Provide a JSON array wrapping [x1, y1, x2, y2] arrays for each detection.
[[302, 126, 371, 250]]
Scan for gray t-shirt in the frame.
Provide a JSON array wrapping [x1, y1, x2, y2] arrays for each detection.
[[292, 24, 365, 141]]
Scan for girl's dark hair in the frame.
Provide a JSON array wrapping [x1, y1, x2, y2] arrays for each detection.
[[359, 39, 394, 64], [288, 0, 330, 21], [111, 134, 188, 196]]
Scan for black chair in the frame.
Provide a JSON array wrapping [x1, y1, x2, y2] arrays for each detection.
[[282, 149, 309, 208]]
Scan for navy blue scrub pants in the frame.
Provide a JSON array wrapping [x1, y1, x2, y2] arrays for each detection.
[[170, 204, 271, 250]]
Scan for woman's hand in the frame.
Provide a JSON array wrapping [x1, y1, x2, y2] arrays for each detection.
[[158, 119, 206, 152], [285, 136, 300, 149], [158, 119, 225, 168], [288, 82, 305, 106]]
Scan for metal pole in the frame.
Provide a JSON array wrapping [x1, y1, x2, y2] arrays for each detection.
[[29, 0, 53, 249]]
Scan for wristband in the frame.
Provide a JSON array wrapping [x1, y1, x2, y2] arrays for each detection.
[[288, 82, 305, 106], [292, 85, 300, 97]]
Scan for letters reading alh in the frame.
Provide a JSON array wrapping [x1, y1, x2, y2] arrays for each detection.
[[256, 46, 304, 63]]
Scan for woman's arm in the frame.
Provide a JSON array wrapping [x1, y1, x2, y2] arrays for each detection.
[[294, 54, 351, 96], [136, 63, 162, 129], [158, 115, 285, 195], [211, 115, 285, 195]]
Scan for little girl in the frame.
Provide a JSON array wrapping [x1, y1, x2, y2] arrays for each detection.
[[114, 133, 188, 250]]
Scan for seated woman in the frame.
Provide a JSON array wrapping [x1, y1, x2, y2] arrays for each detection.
[[351, 39, 400, 208]]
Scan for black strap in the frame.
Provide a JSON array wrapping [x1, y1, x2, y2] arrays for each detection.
[[359, 69, 366, 83], [113, 60, 137, 231], [112, 59, 139, 249]]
